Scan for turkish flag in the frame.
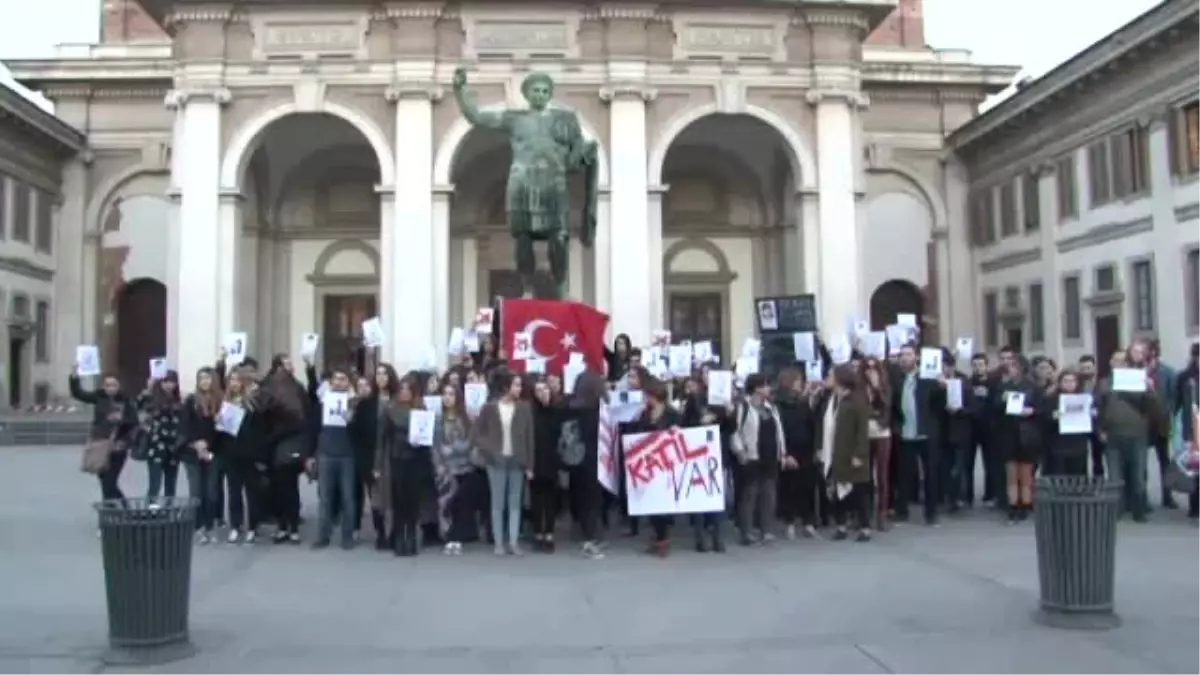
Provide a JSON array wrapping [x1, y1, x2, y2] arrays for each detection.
[[499, 299, 610, 376]]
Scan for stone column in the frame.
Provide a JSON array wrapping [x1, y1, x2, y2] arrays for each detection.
[[807, 89, 867, 341], [601, 82, 655, 346], [164, 91, 185, 367], [647, 185, 667, 330], [175, 87, 229, 391], [432, 187, 452, 368], [461, 236, 479, 326], [217, 190, 244, 345], [786, 189, 822, 296], [377, 186, 396, 361], [383, 83, 440, 371], [1145, 112, 1186, 360], [592, 189, 612, 319], [54, 154, 90, 388]]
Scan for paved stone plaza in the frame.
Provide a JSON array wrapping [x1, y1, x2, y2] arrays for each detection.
[[0, 446, 1196, 674]]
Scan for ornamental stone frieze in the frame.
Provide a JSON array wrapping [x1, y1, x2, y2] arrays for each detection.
[[163, 87, 233, 109], [384, 82, 444, 103], [598, 83, 656, 103]]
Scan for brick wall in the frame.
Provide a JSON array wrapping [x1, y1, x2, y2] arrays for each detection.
[[866, 0, 926, 48], [101, 0, 166, 42]]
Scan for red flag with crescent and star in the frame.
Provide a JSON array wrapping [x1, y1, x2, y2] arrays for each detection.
[[499, 299, 610, 376]]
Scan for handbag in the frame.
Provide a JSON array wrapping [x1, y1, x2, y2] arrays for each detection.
[[80, 432, 117, 475], [130, 426, 151, 462]]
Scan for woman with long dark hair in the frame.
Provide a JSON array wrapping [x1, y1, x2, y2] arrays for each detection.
[[627, 377, 679, 557], [680, 374, 735, 552], [569, 371, 608, 559], [605, 333, 633, 383], [69, 372, 137, 502], [257, 358, 313, 543], [773, 367, 817, 539], [471, 372, 535, 555], [217, 367, 268, 544], [861, 358, 892, 530], [137, 370, 183, 498], [433, 382, 476, 555], [815, 364, 873, 542], [375, 374, 434, 556], [180, 366, 222, 542]]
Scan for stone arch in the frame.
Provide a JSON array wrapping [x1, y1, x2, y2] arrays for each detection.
[[869, 279, 926, 337], [309, 238, 380, 283], [85, 166, 168, 234], [868, 160, 948, 231], [432, 102, 610, 187], [649, 104, 816, 191], [663, 237, 738, 282], [220, 100, 395, 192], [273, 146, 381, 230]]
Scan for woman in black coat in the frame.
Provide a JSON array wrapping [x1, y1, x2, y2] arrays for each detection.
[[69, 373, 137, 501], [529, 377, 566, 552], [680, 375, 735, 552]]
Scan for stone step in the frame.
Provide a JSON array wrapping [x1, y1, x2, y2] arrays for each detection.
[[0, 419, 91, 447]]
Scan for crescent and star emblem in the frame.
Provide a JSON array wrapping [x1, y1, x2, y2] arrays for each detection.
[[520, 319, 578, 362]]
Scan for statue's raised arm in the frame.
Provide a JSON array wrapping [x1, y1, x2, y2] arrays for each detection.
[[452, 67, 508, 131]]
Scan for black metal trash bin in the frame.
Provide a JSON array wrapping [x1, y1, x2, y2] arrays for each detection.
[[1033, 476, 1123, 629], [96, 497, 197, 659]]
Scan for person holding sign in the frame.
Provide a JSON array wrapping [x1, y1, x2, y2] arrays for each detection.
[[215, 368, 269, 544], [179, 365, 225, 542], [937, 350, 976, 513], [679, 375, 736, 552], [431, 383, 478, 555], [1042, 371, 1093, 477], [730, 374, 788, 546], [813, 365, 873, 542], [134, 370, 183, 500], [889, 344, 943, 526], [302, 367, 359, 551], [604, 333, 634, 383], [470, 373, 536, 556], [350, 365, 403, 549], [624, 378, 682, 557], [376, 375, 435, 556], [991, 353, 1043, 524], [1096, 354, 1164, 523], [68, 372, 138, 502]]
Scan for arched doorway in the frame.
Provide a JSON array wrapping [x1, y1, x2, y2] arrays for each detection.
[[116, 278, 166, 390], [658, 112, 802, 359], [870, 279, 925, 339]]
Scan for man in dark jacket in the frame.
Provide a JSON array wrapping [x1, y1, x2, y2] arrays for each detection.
[[937, 349, 976, 512], [890, 344, 942, 525]]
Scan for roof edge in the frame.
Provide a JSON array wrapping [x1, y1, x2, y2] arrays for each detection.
[[0, 82, 87, 154]]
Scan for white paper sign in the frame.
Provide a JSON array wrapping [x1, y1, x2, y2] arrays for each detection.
[[622, 425, 725, 516], [649, 329, 671, 348], [1111, 367, 1147, 393], [919, 348, 943, 380], [852, 319, 870, 337], [225, 332, 249, 366], [423, 395, 443, 417], [1059, 393, 1094, 434], [148, 357, 168, 380], [735, 356, 759, 379], [707, 370, 733, 406], [862, 332, 886, 359], [300, 333, 321, 359], [563, 361, 586, 394], [757, 300, 779, 331], [740, 338, 762, 360], [609, 390, 644, 424], [526, 357, 546, 374], [473, 307, 494, 334], [955, 336, 974, 359], [1005, 391, 1026, 416], [897, 313, 918, 328], [885, 324, 909, 356], [216, 401, 246, 435], [76, 345, 101, 377], [463, 330, 480, 353], [568, 351, 585, 367], [448, 327, 466, 356], [692, 340, 714, 364], [806, 359, 823, 383], [668, 345, 692, 378], [408, 409, 436, 446], [828, 336, 851, 365], [598, 408, 621, 495], [946, 378, 963, 411], [321, 391, 350, 427], [793, 332, 815, 362], [361, 317, 384, 349], [415, 346, 437, 372], [464, 382, 488, 417], [512, 331, 533, 360]]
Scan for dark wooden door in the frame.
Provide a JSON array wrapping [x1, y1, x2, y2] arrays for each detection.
[[1094, 314, 1120, 378], [117, 279, 166, 392], [1005, 327, 1024, 355], [323, 294, 376, 370], [488, 270, 555, 303], [668, 292, 722, 362]]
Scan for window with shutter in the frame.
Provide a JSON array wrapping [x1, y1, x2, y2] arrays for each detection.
[[1088, 141, 1111, 206], [1062, 275, 1082, 340], [1184, 101, 1199, 176], [999, 182, 1017, 237], [1055, 155, 1077, 221], [1023, 172, 1040, 232], [1110, 132, 1130, 199]]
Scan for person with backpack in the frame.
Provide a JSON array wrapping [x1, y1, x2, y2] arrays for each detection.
[[729, 374, 789, 545]]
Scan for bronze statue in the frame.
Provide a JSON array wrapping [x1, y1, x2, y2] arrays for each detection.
[[452, 67, 598, 300]]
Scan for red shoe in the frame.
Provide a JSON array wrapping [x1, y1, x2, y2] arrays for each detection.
[[645, 540, 670, 558]]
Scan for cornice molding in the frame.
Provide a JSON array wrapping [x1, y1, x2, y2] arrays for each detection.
[[797, 10, 870, 34], [164, 87, 232, 107], [165, 9, 240, 27], [582, 6, 669, 21], [371, 4, 451, 21]]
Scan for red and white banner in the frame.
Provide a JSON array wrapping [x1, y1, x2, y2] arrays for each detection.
[[620, 425, 725, 516]]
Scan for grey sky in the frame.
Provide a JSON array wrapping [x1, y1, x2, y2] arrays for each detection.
[[0, 0, 1164, 110]]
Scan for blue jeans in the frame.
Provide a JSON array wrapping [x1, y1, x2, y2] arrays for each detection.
[[1106, 436, 1148, 518], [318, 454, 357, 543], [147, 462, 179, 498], [185, 460, 223, 531], [486, 464, 525, 546]]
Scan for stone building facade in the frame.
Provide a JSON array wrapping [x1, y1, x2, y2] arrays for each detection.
[[0, 81, 86, 408], [950, 0, 1200, 368], [9, 0, 1015, 392]]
